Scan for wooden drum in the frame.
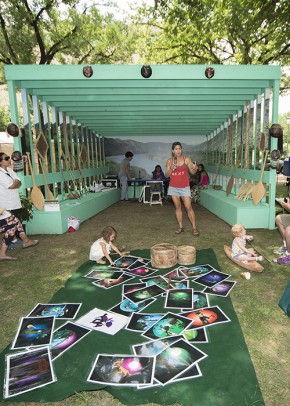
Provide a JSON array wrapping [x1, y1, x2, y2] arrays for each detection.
[[177, 245, 196, 265], [150, 243, 177, 268]]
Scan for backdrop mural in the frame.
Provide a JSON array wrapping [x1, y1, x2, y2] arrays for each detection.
[[104, 136, 207, 179]]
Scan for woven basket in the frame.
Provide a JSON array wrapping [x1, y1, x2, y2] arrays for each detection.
[[177, 245, 196, 265], [150, 243, 177, 268]]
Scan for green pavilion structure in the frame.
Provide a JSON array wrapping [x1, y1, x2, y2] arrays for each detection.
[[4, 64, 281, 233]]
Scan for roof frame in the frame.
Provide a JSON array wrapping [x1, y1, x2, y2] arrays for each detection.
[[5, 64, 281, 137]]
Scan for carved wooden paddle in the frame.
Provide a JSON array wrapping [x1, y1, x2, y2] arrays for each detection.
[[226, 145, 241, 197], [38, 158, 55, 201], [252, 150, 269, 205], [26, 152, 45, 211]]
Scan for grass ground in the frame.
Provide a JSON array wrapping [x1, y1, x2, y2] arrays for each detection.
[[1, 183, 290, 406]]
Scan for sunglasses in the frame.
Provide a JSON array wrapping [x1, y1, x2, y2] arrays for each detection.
[[3, 156, 10, 161]]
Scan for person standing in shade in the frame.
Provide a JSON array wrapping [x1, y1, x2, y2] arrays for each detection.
[[118, 151, 134, 201], [165, 142, 199, 235]]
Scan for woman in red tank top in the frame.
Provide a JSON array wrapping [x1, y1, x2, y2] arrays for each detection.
[[165, 142, 199, 236]]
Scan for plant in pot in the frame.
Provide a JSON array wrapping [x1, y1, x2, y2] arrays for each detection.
[[18, 196, 34, 231]]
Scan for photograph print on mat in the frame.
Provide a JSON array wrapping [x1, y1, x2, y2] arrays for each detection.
[[87, 354, 155, 386], [122, 282, 147, 295], [92, 273, 134, 289], [75, 308, 128, 335], [163, 268, 188, 282], [109, 297, 156, 317], [27, 303, 81, 320], [84, 268, 124, 280], [11, 316, 55, 350], [180, 305, 230, 329], [164, 288, 194, 309], [179, 264, 217, 278], [124, 284, 166, 303], [182, 326, 209, 344], [110, 255, 144, 269], [203, 280, 236, 297], [137, 362, 202, 389], [193, 270, 231, 288], [124, 266, 158, 277], [182, 292, 209, 311], [140, 275, 170, 290], [4, 347, 56, 398], [125, 312, 164, 332], [142, 312, 192, 340], [153, 337, 207, 385], [49, 321, 91, 360], [132, 336, 180, 357]]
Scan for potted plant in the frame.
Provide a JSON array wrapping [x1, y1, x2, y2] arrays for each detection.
[[18, 196, 34, 229]]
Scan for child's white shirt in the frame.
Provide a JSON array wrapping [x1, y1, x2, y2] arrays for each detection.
[[89, 237, 111, 261]]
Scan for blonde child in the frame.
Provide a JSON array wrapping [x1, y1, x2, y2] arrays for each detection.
[[89, 226, 129, 265], [231, 224, 263, 262]]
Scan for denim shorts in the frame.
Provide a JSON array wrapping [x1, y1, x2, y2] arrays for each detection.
[[168, 186, 191, 197]]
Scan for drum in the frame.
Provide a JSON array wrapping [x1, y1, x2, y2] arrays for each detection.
[[150, 243, 177, 268], [177, 245, 196, 265]]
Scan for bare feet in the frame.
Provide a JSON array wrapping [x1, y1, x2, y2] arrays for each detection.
[[97, 259, 106, 264]]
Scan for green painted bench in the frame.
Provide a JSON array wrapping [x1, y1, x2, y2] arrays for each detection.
[[200, 189, 270, 228], [199, 165, 277, 229], [26, 189, 120, 235]]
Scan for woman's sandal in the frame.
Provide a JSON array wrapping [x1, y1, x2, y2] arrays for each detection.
[[22, 240, 39, 249], [192, 228, 200, 236], [175, 227, 184, 234]]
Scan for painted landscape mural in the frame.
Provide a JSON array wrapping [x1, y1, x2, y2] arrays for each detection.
[[104, 136, 207, 179]]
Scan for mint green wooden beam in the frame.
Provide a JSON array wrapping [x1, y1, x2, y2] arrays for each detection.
[[5, 64, 281, 81]]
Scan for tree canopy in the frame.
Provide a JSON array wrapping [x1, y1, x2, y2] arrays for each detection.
[[0, 0, 289, 92], [134, 0, 290, 92], [0, 0, 138, 79]]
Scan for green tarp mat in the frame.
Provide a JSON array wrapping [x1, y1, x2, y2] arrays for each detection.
[[0, 248, 264, 405]]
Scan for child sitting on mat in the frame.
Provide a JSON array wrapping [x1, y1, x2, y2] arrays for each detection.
[[231, 224, 263, 262], [89, 226, 129, 265]]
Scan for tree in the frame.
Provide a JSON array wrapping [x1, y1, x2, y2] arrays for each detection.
[[0, 104, 10, 130], [134, 0, 290, 91], [0, 0, 138, 81]]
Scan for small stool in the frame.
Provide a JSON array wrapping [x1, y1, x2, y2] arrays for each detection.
[[150, 191, 162, 205]]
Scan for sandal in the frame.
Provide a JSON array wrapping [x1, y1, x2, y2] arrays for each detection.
[[175, 227, 184, 234], [192, 228, 200, 236], [22, 240, 39, 249]]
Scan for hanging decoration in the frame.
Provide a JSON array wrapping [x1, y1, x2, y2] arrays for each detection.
[[141, 65, 152, 78], [6, 122, 20, 137], [83, 66, 93, 78], [269, 124, 283, 152], [205, 67, 215, 79]]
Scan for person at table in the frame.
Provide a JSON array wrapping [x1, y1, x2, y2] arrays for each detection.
[[152, 164, 168, 197], [165, 142, 199, 236], [118, 151, 134, 201], [152, 165, 166, 180]]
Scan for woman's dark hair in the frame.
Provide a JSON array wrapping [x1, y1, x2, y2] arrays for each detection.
[[154, 165, 161, 171], [0, 152, 6, 162], [102, 226, 117, 242], [198, 163, 205, 171], [171, 142, 182, 150], [125, 151, 134, 158]]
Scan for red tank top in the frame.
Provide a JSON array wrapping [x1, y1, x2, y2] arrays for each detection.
[[170, 160, 189, 188]]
